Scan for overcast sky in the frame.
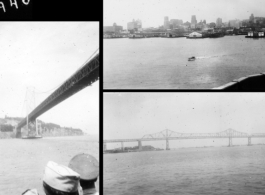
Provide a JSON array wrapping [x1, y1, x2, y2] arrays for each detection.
[[104, 93, 265, 148], [0, 22, 99, 135], [104, 0, 265, 28]]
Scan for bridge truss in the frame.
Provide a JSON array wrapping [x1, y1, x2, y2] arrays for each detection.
[[104, 129, 265, 151], [16, 52, 99, 137], [142, 128, 250, 140]]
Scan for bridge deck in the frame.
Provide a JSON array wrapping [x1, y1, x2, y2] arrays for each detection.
[[104, 135, 265, 143], [17, 53, 99, 130]]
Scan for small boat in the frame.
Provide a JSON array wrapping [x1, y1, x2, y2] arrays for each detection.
[[22, 135, 42, 139], [188, 56, 196, 61]]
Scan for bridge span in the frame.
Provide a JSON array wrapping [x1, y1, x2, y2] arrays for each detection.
[[103, 129, 265, 151], [15, 52, 99, 138]]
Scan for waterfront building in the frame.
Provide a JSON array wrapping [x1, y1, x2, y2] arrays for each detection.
[[208, 22, 216, 28], [196, 21, 205, 29], [253, 17, 265, 25], [191, 15, 197, 29], [250, 14, 254, 22], [104, 23, 123, 33], [223, 22, 229, 27], [127, 20, 135, 30], [188, 32, 202, 38], [169, 19, 183, 29], [183, 21, 191, 27], [164, 16, 170, 29], [191, 15, 197, 24], [136, 19, 142, 31], [127, 19, 142, 31], [229, 19, 242, 28], [216, 18, 222, 27]]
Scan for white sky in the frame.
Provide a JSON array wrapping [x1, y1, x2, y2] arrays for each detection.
[[104, 0, 265, 28], [104, 93, 265, 140], [0, 22, 99, 135]]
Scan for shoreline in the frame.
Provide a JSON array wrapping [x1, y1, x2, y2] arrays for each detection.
[[104, 144, 265, 154]]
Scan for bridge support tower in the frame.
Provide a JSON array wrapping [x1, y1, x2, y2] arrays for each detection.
[[166, 139, 170, 150], [248, 137, 251, 146], [15, 127, 22, 138], [138, 140, 142, 151], [121, 142, 124, 151], [228, 137, 232, 147]]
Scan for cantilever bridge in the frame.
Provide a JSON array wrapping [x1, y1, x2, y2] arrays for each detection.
[[15, 52, 99, 138], [103, 129, 265, 151]]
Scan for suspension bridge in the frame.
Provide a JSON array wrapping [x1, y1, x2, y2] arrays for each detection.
[[103, 129, 265, 151], [15, 51, 99, 138]]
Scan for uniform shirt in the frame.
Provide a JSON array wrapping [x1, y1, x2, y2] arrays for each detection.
[[82, 188, 99, 195]]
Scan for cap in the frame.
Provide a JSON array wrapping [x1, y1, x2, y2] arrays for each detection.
[[43, 161, 80, 193], [68, 153, 99, 180], [22, 189, 39, 195]]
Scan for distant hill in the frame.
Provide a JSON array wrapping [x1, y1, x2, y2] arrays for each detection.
[[0, 116, 83, 136]]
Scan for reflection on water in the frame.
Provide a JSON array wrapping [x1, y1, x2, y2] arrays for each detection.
[[0, 136, 99, 195], [104, 36, 265, 89], [104, 145, 265, 195]]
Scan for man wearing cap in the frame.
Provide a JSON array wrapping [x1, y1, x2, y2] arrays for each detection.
[[69, 154, 99, 195], [42, 161, 82, 195]]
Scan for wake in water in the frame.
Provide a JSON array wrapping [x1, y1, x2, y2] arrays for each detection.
[[194, 53, 244, 60]]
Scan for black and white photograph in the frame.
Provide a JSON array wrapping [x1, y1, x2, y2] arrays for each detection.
[[104, 0, 265, 89], [0, 22, 99, 195], [104, 93, 265, 194]]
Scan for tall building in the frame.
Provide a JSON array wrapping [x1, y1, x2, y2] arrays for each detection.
[[169, 19, 183, 29], [229, 19, 242, 28], [191, 15, 197, 28], [164, 16, 169, 29], [127, 19, 142, 31], [250, 14, 254, 22], [136, 19, 142, 29], [216, 18, 222, 27], [103, 23, 123, 33]]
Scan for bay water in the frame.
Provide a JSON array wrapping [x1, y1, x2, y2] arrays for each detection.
[[104, 36, 265, 89], [0, 136, 99, 195], [104, 145, 265, 195]]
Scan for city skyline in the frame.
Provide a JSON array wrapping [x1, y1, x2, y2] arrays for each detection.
[[104, 0, 265, 28]]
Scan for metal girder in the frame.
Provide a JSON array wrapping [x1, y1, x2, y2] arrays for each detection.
[[104, 129, 265, 143], [141, 128, 250, 140], [17, 53, 99, 129]]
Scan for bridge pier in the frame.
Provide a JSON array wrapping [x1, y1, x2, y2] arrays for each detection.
[[248, 137, 251, 146], [15, 127, 22, 138], [121, 142, 124, 151], [104, 143, 107, 151], [138, 140, 142, 151], [228, 137, 232, 147], [166, 139, 169, 150]]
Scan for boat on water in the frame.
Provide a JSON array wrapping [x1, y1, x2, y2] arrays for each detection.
[[129, 34, 145, 39], [245, 31, 265, 38], [22, 135, 42, 139], [188, 56, 196, 61]]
